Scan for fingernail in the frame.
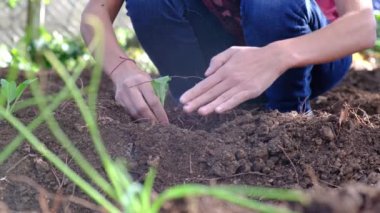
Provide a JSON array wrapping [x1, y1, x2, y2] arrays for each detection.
[[216, 107, 223, 113], [198, 108, 208, 116], [179, 95, 186, 104], [183, 104, 191, 112]]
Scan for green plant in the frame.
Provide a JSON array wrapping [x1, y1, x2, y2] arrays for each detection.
[[152, 76, 171, 105], [7, 0, 20, 8], [0, 78, 36, 113]]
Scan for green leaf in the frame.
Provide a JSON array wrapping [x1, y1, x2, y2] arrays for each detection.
[[1, 79, 17, 103], [152, 185, 297, 213], [151, 76, 171, 105], [141, 168, 156, 211], [7, 0, 20, 8], [15, 79, 37, 101]]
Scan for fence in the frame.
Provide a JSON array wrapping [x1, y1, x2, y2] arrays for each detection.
[[0, 0, 131, 46]]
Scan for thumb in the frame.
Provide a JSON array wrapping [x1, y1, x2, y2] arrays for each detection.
[[205, 47, 237, 76]]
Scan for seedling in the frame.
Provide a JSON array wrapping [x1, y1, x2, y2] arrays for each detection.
[[151, 76, 171, 106], [0, 78, 36, 113]]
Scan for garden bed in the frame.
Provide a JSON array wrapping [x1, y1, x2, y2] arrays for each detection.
[[0, 69, 379, 212]]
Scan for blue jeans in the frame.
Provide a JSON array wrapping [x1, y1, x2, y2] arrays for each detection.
[[125, 0, 352, 112]]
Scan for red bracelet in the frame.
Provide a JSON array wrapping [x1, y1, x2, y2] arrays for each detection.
[[110, 56, 136, 76]]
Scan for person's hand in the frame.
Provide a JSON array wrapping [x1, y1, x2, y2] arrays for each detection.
[[110, 61, 169, 124], [180, 45, 289, 115]]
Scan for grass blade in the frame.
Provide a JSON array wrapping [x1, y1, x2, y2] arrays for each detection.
[[0, 107, 119, 213], [0, 63, 84, 165], [43, 51, 113, 180], [25, 69, 116, 199], [153, 184, 298, 213], [219, 185, 307, 203]]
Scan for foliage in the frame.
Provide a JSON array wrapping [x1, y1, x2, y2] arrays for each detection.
[[151, 76, 171, 105], [373, 12, 380, 51], [0, 78, 36, 113], [7, 0, 50, 8], [0, 30, 92, 72], [7, 0, 20, 8], [0, 27, 157, 75]]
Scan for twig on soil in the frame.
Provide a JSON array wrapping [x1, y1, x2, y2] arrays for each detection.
[[64, 184, 76, 212], [189, 154, 193, 175], [319, 180, 341, 189], [126, 75, 205, 90], [176, 117, 185, 126], [184, 171, 283, 182], [340, 103, 377, 128], [8, 175, 106, 213], [51, 190, 64, 213], [51, 168, 64, 189], [38, 189, 50, 213], [304, 165, 321, 189], [5, 154, 32, 174], [278, 146, 300, 186]]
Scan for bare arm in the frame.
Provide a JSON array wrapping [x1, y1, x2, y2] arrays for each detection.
[[80, 0, 169, 124], [274, 0, 376, 69], [180, 0, 376, 115], [80, 0, 127, 75]]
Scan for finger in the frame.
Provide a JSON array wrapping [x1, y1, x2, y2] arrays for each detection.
[[117, 92, 140, 118], [216, 91, 254, 113], [128, 87, 158, 122], [198, 88, 237, 116], [205, 47, 236, 76], [180, 74, 222, 104], [183, 81, 230, 113], [139, 83, 170, 124]]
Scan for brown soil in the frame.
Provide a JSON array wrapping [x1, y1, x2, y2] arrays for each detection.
[[0, 69, 379, 212]]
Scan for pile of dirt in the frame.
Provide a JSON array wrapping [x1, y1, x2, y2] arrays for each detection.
[[0, 69, 379, 212]]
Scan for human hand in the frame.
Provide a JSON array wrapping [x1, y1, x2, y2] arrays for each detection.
[[180, 46, 289, 115], [110, 60, 169, 124]]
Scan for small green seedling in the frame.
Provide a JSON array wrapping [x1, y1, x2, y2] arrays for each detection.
[[151, 76, 171, 106], [0, 78, 36, 113]]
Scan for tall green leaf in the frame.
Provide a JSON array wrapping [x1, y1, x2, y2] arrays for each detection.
[[151, 76, 171, 105]]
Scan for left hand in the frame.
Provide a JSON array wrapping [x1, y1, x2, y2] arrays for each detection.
[[180, 46, 288, 115]]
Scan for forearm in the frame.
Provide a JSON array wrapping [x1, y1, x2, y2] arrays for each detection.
[[271, 8, 376, 70], [80, 1, 129, 77]]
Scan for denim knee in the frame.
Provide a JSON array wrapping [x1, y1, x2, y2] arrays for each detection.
[[126, 0, 186, 27], [239, 0, 328, 113], [240, 0, 318, 46]]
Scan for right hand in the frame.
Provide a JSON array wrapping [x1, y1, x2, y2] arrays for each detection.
[[110, 60, 169, 124]]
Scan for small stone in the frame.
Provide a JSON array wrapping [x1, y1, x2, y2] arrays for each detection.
[[263, 167, 271, 174], [147, 156, 160, 168], [35, 158, 50, 172], [252, 158, 265, 172], [235, 149, 247, 160], [320, 126, 335, 141], [315, 138, 323, 145], [267, 137, 282, 155], [252, 143, 268, 159], [367, 172, 380, 184], [257, 125, 270, 136]]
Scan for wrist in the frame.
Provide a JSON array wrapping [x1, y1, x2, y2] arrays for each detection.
[[266, 40, 300, 74], [105, 56, 137, 82]]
